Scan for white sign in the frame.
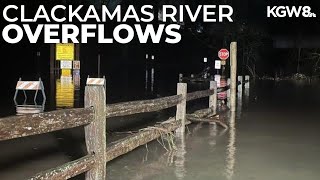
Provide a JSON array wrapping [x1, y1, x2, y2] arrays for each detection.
[[61, 61, 72, 69], [204, 57, 208, 63], [215, 60, 221, 69]]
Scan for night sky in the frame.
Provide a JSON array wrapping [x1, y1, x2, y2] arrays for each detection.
[[0, 0, 320, 84]]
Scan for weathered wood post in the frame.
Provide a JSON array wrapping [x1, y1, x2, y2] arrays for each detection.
[[209, 81, 217, 114], [175, 83, 187, 134], [230, 42, 237, 112], [84, 83, 107, 180]]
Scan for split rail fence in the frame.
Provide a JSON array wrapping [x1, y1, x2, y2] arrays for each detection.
[[0, 75, 249, 180]]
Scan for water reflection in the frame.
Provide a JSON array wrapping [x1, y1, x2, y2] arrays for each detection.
[[225, 111, 236, 180], [145, 67, 149, 90], [145, 65, 155, 93], [73, 70, 81, 90], [56, 73, 74, 108], [151, 68, 155, 92], [237, 84, 243, 119], [56, 76, 74, 108], [174, 133, 186, 179], [73, 70, 81, 108], [54, 69, 82, 109], [209, 124, 218, 148], [244, 87, 250, 106]]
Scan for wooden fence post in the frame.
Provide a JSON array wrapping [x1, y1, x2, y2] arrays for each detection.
[[84, 85, 107, 180], [230, 42, 237, 112], [175, 83, 187, 134], [209, 81, 217, 114]]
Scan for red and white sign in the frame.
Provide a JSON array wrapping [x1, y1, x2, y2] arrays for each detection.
[[86, 78, 105, 86], [218, 49, 229, 60], [218, 78, 227, 100], [16, 81, 41, 90]]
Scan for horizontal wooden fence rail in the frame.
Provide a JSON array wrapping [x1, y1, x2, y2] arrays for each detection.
[[0, 87, 220, 142], [217, 79, 248, 93], [106, 95, 182, 118], [187, 89, 215, 101], [29, 154, 96, 180], [0, 73, 250, 180], [218, 86, 230, 93], [0, 107, 94, 141], [105, 107, 215, 163]]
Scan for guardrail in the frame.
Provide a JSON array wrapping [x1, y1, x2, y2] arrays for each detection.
[[0, 76, 250, 180]]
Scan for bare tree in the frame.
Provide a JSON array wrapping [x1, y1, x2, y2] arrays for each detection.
[[304, 49, 320, 77], [225, 22, 267, 79]]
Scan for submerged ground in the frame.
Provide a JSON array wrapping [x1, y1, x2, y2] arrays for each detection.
[[0, 69, 320, 180], [106, 80, 320, 180]]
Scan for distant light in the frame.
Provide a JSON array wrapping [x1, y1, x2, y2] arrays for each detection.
[[146, 54, 149, 59], [196, 24, 204, 33], [151, 55, 155, 60], [204, 57, 208, 63]]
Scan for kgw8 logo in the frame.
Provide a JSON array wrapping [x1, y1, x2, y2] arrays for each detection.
[[267, 6, 316, 18]]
